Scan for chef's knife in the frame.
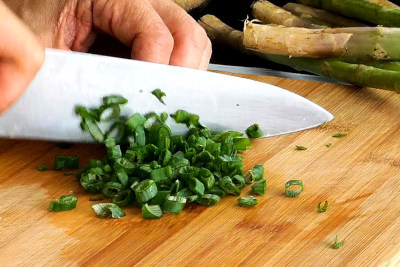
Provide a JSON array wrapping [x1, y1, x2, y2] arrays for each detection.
[[0, 49, 333, 142]]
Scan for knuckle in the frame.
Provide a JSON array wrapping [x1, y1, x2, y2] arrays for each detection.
[[152, 23, 174, 51]]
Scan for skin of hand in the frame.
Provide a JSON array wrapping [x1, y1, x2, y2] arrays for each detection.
[[0, 1, 45, 113], [4, 0, 212, 70]]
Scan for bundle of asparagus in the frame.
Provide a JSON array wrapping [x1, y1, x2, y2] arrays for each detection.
[[196, 0, 400, 92]]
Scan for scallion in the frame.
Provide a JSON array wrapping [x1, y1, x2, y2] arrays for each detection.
[[49, 194, 77, 212], [285, 180, 303, 198], [91, 203, 126, 219], [238, 196, 258, 207]]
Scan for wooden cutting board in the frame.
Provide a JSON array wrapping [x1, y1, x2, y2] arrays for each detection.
[[1, 73, 400, 267]]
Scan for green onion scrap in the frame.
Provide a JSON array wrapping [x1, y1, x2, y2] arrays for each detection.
[[238, 196, 258, 207], [49, 194, 77, 212], [285, 180, 303, 198], [252, 179, 266, 195], [317, 200, 328, 212], [332, 235, 345, 249], [151, 89, 166, 105], [295, 145, 308, 151], [54, 156, 79, 171], [38, 165, 48, 171], [74, 94, 267, 219], [332, 133, 347, 138]]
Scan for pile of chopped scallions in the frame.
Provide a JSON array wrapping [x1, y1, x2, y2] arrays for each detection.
[[68, 94, 268, 219]]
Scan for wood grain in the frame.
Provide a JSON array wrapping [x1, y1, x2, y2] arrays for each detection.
[[1, 74, 400, 267]]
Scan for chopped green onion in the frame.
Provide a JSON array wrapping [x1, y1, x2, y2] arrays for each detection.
[[317, 200, 328, 213], [295, 145, 308, 151], [133, 179, 158, 203], [149, 190, 170, 205], [142, 203, 163, 219], [107, 145, 122, 159], [102, 182, 123, 198], [188, 178, 205, 196], [219, 176, 241, 196], [196, 194, 220, 206], [89, 196, 104, 201], [84, 120, 105, 142], [112, 189, 133, 207], [49, 194, 77, 212], [171, 109, 199, 127], [245, 164, 264, 183], [332, 133, 347, 138], [232, 174, 246, 189], [91, 203, 126, 219], [326, 143, 332, 148], [252, 179, 266, 195], [38, 165, 48, 171], [151, 89, 166, 105], [246, 124, 264, 139], [114, 158, 136, 174], [150, 166, 172, 183], [233, 138, 252, 151], [126, 113, 146, 131], [162, 195, 186, 214], [285, 180, 303, 198], [54, 156, 80, 171], [238, 196, 258, 207], [332, 235, 345, 249], [103, 95, 128, 106]]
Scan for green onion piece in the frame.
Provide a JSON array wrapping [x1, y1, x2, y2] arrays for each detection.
[[326, 143, 332, 148], [245, 164, 264, 183], [238, 196, 258, 207], [84, 120, 105, 142], [102, 182, 123, 198], [252, 179, 266, 195], [150, 166, 173, 183], [212, 131, 243, 143], [196, 194, 220, 206], [107, 145, 122, 159], [148, 190, 170, 205], [151, 89, 166, 105], [219, 176, 241, 196], [103, 95, 128, 106], [133, 179, 158, 202], [332, 133, 347, 138], [91, 203, 126, 219], [198, 168, 215, 190], [233, 138, 252, 151], [317, 200, 328, 213], [232, 174, 246, 189], [89, 196, 104, 201], [116, 169, 128, 187], [246, 124, 264, 139], [332, 235, 345, 249], [295, 145, 308, 151], [171, 109, 199, 127], [49, 194, 78, 212], [38, 165, 48, 171], [285, 180, 304, 198], [188, 178, 205, 196], [142, 203, 163, 219], [162, 195, 186, 214], [126, 113, 146, 131], [186, 195, 199, 202], [114, 158, 136, 174], [54, 156, 80, 171], [112, 189, 133, 207]]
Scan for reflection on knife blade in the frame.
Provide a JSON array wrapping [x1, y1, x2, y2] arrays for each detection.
[[208, 64, 351, 85]]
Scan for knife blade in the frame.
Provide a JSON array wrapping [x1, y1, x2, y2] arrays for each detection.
[[0, 49, 333, 142]]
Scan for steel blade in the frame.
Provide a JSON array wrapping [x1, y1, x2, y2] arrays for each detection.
[[0, 49, 333, 142]]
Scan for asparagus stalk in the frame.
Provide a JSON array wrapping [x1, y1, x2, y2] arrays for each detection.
[[283, 3, 366, 27], [243, 22, 400, 60], [198, 14, 400, 92], [364, 0, 400, 9], [297, 0, 400, 27], [252, 1, 322, 28]]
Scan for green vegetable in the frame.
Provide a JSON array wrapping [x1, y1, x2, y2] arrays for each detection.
[[295, 145, 308, 151], [54, 156, 79, 171], [49, 194, 77, 212], [285, 180, 304, 198], [38, 165, 48, 171], [332, 235, 345, 249], [245, 164, 264, 183], [238, 196, 258, 207], [75, 95, 265, 219], [91, 203, 126, 219], [332, 133, 347, 138], [151, 89, 166, 105], [252, 179, 266, 195], [246, 124, 264, 139], [162, 196, 186, 214], [317, 200, 328, 212], [326, 143, 332, 148], [142, 203, 163, 219]]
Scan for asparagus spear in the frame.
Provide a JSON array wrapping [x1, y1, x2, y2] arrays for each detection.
[[297, 0, 400, 27], [283, 3, 366, 27], [243, 22, 400, 60], [252, 1, 322, 28], [198, 14, 400, 92], [364, 0, 399, 9]]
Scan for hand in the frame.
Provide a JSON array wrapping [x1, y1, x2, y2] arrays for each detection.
[[0, 1, 45, 112], [4, 0, 212, 70]]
